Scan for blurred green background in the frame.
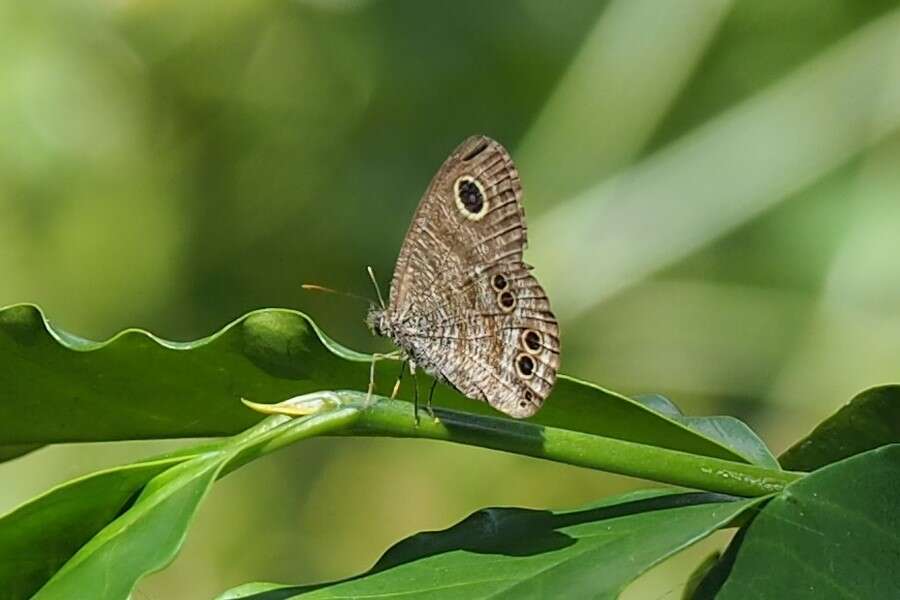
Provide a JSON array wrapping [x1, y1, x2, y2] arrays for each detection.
[[2, 0, 900, 597]]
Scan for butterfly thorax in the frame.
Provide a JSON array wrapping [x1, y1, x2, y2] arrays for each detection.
[[366, 306, 447, 382]]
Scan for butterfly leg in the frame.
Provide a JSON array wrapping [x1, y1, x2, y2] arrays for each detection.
[[426, 379, 438, 419], [410, 361, 421, 425], [366, 352, 388, 406], [390, 357, 408, 399], [367, 350, 404, 406]]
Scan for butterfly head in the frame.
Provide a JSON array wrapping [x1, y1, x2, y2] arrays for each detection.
[[365, 305, 390, 338]]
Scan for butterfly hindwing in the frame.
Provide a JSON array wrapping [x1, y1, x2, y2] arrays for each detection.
[[444, 264, 559, 417]]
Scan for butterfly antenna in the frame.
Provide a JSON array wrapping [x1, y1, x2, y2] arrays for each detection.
[[301, 283, 371, 304], [367, 266, 387, 309]]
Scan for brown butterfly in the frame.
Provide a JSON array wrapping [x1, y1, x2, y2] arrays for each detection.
[[366, 136, 560, 419]]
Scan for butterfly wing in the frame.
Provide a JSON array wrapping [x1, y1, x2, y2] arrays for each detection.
[[386, 136, 559, 418]]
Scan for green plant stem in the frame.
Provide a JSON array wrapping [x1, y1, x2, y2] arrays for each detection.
[[222, 408, 361, 477], [236, 392, 801, 497], [344, 398, 801, 497]]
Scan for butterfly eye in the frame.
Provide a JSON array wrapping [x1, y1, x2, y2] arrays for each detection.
[[520, 329, 542, 354], [515, 353, 535, 379], [454, 176, 489, 220], [491, 274, 508, 291], [497, 290, 516, 312]]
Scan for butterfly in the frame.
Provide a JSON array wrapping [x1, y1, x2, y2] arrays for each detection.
[[366, 136, 559, 419]]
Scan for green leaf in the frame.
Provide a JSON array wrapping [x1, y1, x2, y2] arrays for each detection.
[[18, 409, 358, 600], [0, 456, 189, 600], [698, 444, 900, 599], [0, 304, 361, 445], [0, 385, 789, 600], [0, 435, 240, 598], [779, 384, 900, 471], [217, 489, 762, 600], [635, 394, 778, 468], [32, 452, 227, 600], [0, 304, 764, 465]]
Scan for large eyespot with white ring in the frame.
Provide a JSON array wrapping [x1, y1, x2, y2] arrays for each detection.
[[454, 176, 489, 220], [497, 290, 516, 313], [515, 353, 536, 380], [519, 329, 543, 355]]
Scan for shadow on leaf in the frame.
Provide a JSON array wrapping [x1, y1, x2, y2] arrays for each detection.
[[229, 492, 733, 600]]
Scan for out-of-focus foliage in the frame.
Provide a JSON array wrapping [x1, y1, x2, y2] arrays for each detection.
[[779, 385, 900, 471], [2, 0, 899, 598]]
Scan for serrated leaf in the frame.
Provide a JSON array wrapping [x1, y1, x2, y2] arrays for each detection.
[[635, 394, 778, 468], [697, 445, 900, 599], [779, 384, 900, 471], [216, 489, 762, 600], [0, 304, 766, 465]]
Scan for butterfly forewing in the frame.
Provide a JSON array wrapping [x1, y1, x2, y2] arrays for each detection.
[[383, 136, 558, 418]]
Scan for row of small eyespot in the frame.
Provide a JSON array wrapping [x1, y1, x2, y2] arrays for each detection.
[[489, 272, 545, 385]]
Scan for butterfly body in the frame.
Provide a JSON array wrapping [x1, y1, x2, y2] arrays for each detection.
[[369, 136, 560, 419]]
